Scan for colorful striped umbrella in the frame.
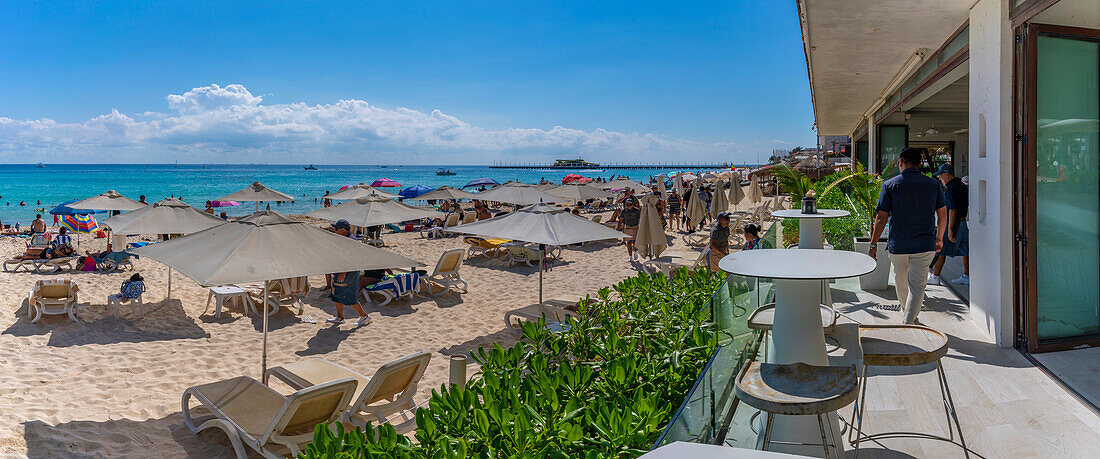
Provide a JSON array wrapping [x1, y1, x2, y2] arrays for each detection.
[[61, 214, 100, 233], [371, 178, 402, 187]]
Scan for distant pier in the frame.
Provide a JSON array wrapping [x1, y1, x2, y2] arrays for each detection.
[[489, 162, 737, 170]]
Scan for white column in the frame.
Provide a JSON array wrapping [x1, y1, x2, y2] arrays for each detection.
[[867, 119, 879, 174], [967, 0, 1014, 347]]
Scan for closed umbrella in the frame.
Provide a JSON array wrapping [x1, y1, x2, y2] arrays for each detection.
[[66, 190, 147, 212], [673, 174, 685, 195], [655, 175, 669, 200], [305, 194, 443, 228], [729, 173, 746, 207], [546, 183, 615, 203], [748, 176, 763, 204], [103, 198, 228, 300], [131, 210, 424, 377], [329, 184, 400, 200], [216, 182, 295, 211], [371, 178, 402, 188], [635, 194, 667, 258], [416, 185, 480, 202], [399, 185, 435, 199], [685, 182, 707, 230], [444, 203, 627, 306], [476, 184, 561, 206], [601, 178, 649, 192], [464, 177, 499, 188], [710, 180, 730, 220]]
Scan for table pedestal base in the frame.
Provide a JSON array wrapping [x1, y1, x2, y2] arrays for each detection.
[[799, 219, 824, 250], [756, 278, 843, 457]]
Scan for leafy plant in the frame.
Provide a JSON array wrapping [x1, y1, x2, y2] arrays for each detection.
[[780, 163, 886, 250], [772, 162, 812, 199], [301, 268, 725, 458]]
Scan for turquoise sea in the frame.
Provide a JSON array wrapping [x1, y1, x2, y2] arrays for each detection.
[[0, 164, 726, 226]]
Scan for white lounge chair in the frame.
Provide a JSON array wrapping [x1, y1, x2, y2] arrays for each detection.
[[461, 212, 476, 224], [504, 298, 591, 334], [505, 244, 556, 267], [463, 236, 510, 259], [4, 256, 78, 274], [243, 277, 309, 316], [265, 351, 432, 434], [426, 248, 468, 295], [181, 376, 357, 459], [27, 279, 79, 323], [361, 272, 426, 306]]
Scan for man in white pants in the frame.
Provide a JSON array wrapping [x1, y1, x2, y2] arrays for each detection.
[[868, 148, 947, 324]]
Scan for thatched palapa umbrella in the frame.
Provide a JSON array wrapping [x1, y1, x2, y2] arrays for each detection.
[[795, 155, 836, 180]]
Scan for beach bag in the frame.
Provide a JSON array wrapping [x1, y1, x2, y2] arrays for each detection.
[[82, 257, 97, 271], [119, 280, 145, 299]]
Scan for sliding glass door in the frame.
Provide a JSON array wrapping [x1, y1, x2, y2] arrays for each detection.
[[1022, 24, 1100, 352]]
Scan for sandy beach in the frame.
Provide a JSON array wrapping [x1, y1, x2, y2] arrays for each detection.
[[0, 209, 671, 458]]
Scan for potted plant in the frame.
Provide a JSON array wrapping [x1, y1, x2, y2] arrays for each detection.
[[823, 163, 890, 289]]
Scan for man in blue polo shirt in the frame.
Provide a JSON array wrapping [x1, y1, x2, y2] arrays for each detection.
[[868, 148, 947, 324]]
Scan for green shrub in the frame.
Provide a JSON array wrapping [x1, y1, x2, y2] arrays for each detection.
[[299, 268, 724, 458]]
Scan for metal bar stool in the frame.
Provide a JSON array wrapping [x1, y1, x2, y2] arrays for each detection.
[[849, 324, 969, 458], [736, 361, 858, 459]]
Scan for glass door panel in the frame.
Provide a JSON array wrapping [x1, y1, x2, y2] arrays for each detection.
[[878, 125, 908, 177], [1034, 34, 1100, 343]]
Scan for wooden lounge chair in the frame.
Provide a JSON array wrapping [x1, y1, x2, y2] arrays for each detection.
[[425, 248, 468, 295], [265, 351, 432, 434], [181, 376, 357, 459], [463, 236, 510, 258], [28, 279, 79, 323]]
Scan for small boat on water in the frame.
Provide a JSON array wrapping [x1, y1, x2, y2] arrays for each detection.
[[34, 163, 45, 168], [436, 169, 456, 176], [304, 164, 318, 170]]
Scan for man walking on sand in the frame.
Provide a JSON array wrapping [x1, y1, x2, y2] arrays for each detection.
[[326, 219, 371, 326], [868, 148, 947, 324]]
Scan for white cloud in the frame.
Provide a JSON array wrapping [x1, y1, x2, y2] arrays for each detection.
[[0, 83, 753, 164]]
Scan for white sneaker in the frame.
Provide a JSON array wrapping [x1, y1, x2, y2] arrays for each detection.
[[326, 317, 345, 324], [356, 315, 372, 326], [952, 274, 970, 285], [927, 274, 941, 285]]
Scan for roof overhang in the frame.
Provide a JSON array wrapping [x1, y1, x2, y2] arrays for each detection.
[[797, 0, 971, 135]]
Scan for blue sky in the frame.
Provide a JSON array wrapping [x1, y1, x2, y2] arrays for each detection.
[[0, 1, 814, 164]]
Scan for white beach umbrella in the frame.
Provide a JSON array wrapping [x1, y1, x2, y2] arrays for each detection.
[[748, 176, 763, 204], [601, 178, 649, 192], [444, 203, 627, 305], [476, 184, 562, 206], [216, 182, 295, 211], [328, 183, 400, 200], [655, 175, 669, 200], [305, 194, 443, 228], [635, 193, 667, 258], [66, 190, 147, 212], [103, 198, 227, 300], [131, 210, 424, 376], [729, 173, 746, 207], [415, 185, 480, 202], [546, 183, 616, 203], [685, 182, 707, 230], [710, 180, 730, 220]]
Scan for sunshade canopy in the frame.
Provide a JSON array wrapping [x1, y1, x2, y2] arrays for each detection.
[[371, 178, 402, 187], [399, 185, 435, 199], [131, 210, 424, 287], [463, 177, 499, 188], [444, 202, 627, 245], [50, 200, 104, 216], [61, 214, 100, 233], [475, 184, 562, 206], [545, 183, 615, 202], [601, 178, 649, 192], [66, 190, 147, 212], [415, 185, 480, 201], [305, 194, 443, 228], [216, 182, 294, 203], [328, 184, 399, 200], [103, 198, 226, 235]]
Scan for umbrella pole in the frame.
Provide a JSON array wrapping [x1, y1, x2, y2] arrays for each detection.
[[167, 267, 172, 301], [538, 245, 544, 307], [262, 280, 269, 382]]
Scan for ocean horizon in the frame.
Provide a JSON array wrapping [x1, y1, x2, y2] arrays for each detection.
[[0, 163, 758, 226]]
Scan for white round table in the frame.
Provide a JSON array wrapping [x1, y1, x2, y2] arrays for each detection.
[[720, 249, 874, 456], [771, 209, 849, 249]]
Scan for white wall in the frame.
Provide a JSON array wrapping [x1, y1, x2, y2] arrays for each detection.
[[967, 0, 1014, 347]]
